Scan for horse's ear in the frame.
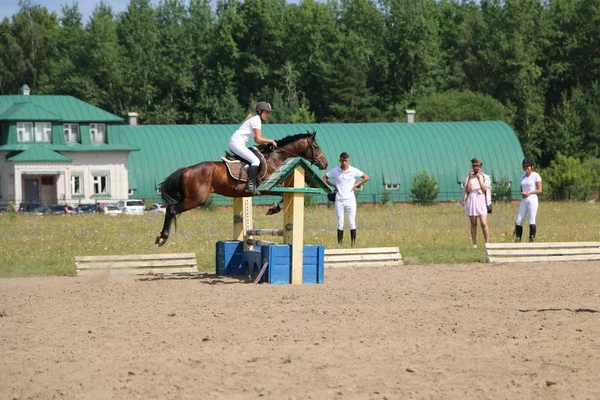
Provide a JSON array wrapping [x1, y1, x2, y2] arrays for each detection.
[[311, 130, 317, 137]]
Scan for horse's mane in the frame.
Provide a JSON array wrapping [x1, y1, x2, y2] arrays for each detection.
[[257, 131, 315, 153]]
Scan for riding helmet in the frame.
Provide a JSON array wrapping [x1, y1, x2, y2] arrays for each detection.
[[255, 101, 273, 114], [522, 157, 535, 166]]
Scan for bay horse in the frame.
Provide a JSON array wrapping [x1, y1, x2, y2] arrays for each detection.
[[155, 131, 328, 246]]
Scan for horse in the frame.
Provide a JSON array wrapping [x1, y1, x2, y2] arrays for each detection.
[[155, 131, 329, 246]]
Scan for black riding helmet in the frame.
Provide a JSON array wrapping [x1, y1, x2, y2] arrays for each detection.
[[255, 101, 273, 114], [522, 157, 535, 166]]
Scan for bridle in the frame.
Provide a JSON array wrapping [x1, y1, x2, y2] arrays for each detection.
[[268, 136, 327, 168]]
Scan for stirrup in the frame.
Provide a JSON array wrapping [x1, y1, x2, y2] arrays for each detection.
[[244, 182, 260, 196]]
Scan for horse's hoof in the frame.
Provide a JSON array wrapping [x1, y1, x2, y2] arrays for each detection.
[[266, 201, 283, 215], [155, 236, 167, 247]]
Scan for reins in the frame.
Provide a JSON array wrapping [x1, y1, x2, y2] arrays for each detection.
[[267, 137, 325, 168]]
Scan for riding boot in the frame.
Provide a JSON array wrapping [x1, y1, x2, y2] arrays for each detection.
[[245, 165, 261, 196], [515, 225, 523, 242], [337, 229, 344, 245], [528, 224, 537, 242], [350, 229, 356, 247]]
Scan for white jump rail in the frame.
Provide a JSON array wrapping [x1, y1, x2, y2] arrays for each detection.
[[324, 247, 403, 268], [75, 253, 198, 275], [484, 242, 600, 263]]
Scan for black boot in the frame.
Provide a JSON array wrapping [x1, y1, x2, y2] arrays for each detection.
[[337, 229, 344, 245], [529, 224, 536, 242], [515, 225, 523, 242], [245, 165, 261, 195], [350, 229, 356, 247]]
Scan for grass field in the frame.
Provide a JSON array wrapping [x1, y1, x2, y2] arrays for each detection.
[[1, 201, 598, 277]]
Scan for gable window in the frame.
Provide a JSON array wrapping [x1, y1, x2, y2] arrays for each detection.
[[18, 122, 52, 142], [90, 124, 106, 143], [17, 122, 33, 142], [64, 124, 80, 143], [93, 174, 109, 194], [71, 175, 82, 195], [34, 122, 52, 142]]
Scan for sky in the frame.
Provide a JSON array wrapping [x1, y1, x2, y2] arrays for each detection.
[[1, 0, 134, 23]]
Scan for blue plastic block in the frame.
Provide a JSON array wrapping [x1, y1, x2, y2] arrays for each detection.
[[265, 244, 325, 284], [215, 241, 244, 275], [302, 245, 325, 284]]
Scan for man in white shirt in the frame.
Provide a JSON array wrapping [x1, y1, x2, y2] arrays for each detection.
[[323, 152, 370, 246]]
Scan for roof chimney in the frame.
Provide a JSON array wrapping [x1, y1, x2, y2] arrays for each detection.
[[127, 112, 139, 126], [19, 84, 31, 95], [405, 109, 416, 123]]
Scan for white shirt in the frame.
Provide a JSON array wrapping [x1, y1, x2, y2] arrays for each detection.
[[520, 172, 541, 194], [326, 166, 364, 201], [230, 115, 261, 144]]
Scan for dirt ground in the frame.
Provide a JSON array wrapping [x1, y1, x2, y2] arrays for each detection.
[[1, 262, 599, 400]]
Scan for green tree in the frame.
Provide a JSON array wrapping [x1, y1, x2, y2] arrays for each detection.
[[380, 0, 443, 104], [117, 0, 160, 120], [84, 3, 125, 114], [9, 0, 60, 92], [0, 18, 28, 94], [417, 90, 511, 122], [542, 153, 600, 201], [409, 171, 439, 204], [283, 0, 339, 121]]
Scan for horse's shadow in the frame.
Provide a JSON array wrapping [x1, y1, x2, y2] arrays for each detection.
[[136, 272, 254, 285]]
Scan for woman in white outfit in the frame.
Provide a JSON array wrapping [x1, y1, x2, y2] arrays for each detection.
[[515, 158, 543, 242], [228, 102, 278, 195], [323, 152, 370, 246]]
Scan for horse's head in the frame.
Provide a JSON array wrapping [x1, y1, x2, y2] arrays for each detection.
[[302, 130, 328, 170], [269, 131, 328, 170]]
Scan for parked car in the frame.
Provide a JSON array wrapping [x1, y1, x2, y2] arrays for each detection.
[[49, 204, 77, 215], [118, 199, 145, 215], [78, 203, 98, 214], [18, 202, 49, 215], [102, 204, 122, 216], [147, 203, 166, 214]]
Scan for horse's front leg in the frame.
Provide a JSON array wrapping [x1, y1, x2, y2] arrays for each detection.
[[266, 199, 284, 215]]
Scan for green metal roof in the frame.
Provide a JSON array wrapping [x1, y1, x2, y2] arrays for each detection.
[[0, 95, 123, 122], [116, 121, 524, 204], [0, 143, 138, 152], [7, 144, 72, 163], [0, 102, 63, 121]]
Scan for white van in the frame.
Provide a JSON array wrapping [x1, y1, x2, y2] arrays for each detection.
[[118, 199, 145, 215]]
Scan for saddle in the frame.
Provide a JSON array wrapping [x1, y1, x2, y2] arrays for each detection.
[[221, 147, 267, 183]]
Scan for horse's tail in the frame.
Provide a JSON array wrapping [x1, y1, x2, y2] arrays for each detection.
[[158, 168, 186, 206]]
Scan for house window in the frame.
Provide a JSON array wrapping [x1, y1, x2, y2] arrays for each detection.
[[34, 122, 52, 142], [355, 184, 364, 191], [71, 175, 82, 195], [93, 174, 109, 194], [17, 122, 33, 142], [64, 124, 80, 143], [90, 124, 106, 143], [384, 184, 400, 191]]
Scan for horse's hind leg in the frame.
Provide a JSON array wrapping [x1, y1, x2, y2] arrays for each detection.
[[156, 205, 178, 246], [156, 197, 210, 247]]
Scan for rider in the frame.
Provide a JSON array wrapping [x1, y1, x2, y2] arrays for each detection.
[[228, 101, 278, 195]]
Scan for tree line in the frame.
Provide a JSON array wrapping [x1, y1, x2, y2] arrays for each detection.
[[1, 0, 599, 174]]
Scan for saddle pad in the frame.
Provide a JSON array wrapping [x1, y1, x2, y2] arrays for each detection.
[[222, 159, 248, 182], [222, 148, 267, 182]]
